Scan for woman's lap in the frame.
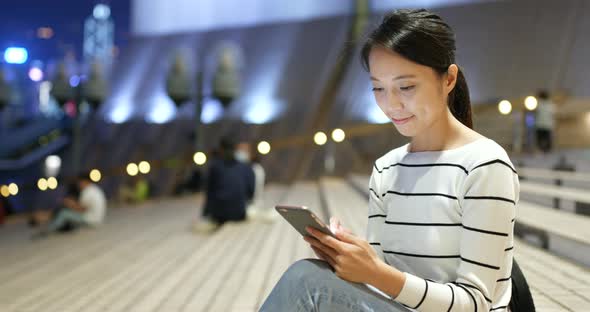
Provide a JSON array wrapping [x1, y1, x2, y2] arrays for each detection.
[[259, 259, 411, 312]]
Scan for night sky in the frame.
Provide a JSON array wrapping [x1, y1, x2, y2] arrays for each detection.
[[0, 0, 130, 64]]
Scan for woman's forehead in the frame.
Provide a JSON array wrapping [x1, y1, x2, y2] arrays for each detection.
[[368, 47, 430, 79]]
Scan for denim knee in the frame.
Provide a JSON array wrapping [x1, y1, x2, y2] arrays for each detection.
[[284, 259, 332, 284], [260, 259, 333, 310]]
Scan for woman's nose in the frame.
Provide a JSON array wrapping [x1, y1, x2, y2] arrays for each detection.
[[386, 92, 403, 110]]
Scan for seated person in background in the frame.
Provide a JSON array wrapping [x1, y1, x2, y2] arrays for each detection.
[[33, 172, 106, 238], [193, 137, 255, 233], [119, 176, 150, 204], [236, 143, 269, 221]]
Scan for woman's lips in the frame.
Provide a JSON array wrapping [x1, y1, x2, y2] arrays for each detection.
[[391, 116, 414, 125]]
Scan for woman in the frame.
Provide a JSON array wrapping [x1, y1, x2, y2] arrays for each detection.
[[260, 9, 518, 312]]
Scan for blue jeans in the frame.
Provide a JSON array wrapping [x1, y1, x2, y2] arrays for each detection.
[[47, 209, 86, 232], [260, 259, 411, 312]]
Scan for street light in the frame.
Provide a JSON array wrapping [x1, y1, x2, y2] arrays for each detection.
[[498, 100, 512, 115], [81, 63, 107, 110], [38, 178, 48, 191], [47, 177, 58, 190], [138, 161, 151, 174], [8, 183, 18, 196], [50, 63, 74, 109], [90, 169, 102, 182], [193, 152, 207, 166], [51, 61, 107, 175], [166, 54, 191, 108], [314, 132, 328, 146], [331, 129, 346, 143], [166, 46, 242, 175], [127, 163, 139, 176], [212, 46, 241, 108], [257, 141, 271, 155], [524, 96, 538, 111], [0, 185, 9, 197]]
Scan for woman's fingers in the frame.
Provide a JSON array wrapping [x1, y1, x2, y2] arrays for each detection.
[[329, 217, 354, 235], [311, 245, 336, 268], [310, 245, 329, 261], [329, 217, 342, 234], [306, 227, 346, 253], [304, 235, 339, 259], [310, 245, 326, 260], [339, 224, 353, 234]]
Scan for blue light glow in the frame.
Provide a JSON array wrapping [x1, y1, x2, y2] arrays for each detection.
[[69, 75, 80, 87], [146, 93, 177, 123], [201, 98, 224, 124], [4, 47, 28, 64], [28, 67, 43, 82], [234, 43, 292, 124], [242, 96, 285, 124], [108, 100, 133, 123]]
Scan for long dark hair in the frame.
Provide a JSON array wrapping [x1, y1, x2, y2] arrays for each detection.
[[361, 9, 472, 129]]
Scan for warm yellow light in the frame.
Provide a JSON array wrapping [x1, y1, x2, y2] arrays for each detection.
[[498, 100, 512, 115], [138, 161, 151, 174], [127, 163, 139, 176], [257, 141, 271, 155], [524, 96, 538, 111], [331, 128, 346, 143], [1, 185, 10, 197], [90, 169, 102, 182], [47, 177, 58, 190], [314, 132, 327, 146], [193, 152, 207, 165], [8, 183, 18, 196], [38, 178, 48, 191]]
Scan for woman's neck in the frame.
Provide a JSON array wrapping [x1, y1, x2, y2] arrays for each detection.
[[409, 111, 477, 152]]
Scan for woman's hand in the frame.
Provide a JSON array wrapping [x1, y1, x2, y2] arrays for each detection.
[[303, 219, 383, 285]]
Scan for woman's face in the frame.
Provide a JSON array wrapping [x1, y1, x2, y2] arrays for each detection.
[[368, 46, 456, 137]]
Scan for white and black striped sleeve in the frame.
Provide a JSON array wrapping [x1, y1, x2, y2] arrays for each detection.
[[367, 164, 386, 260], [394, 160, 518, 311]]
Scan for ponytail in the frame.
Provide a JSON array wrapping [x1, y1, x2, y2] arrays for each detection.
[[448, 68, 473, 129]]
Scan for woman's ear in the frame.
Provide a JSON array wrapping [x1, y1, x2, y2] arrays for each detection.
[[445, 64, 459, 94]]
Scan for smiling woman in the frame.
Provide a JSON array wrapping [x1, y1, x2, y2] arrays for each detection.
[[260, 8, 530, 312], [361, 10, 472, 149]]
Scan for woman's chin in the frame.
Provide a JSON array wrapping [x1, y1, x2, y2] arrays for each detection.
[[392, 124, 416, 137]]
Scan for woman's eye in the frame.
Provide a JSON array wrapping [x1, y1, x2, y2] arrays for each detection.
[[371, 87, 384, 92], [400, 85, 415, 91]]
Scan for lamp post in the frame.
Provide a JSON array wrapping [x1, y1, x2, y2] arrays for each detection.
[[0, 70, 11, 132], [50, 63, 78, 172], [51, 62, 106, 174], [194, 46, 241, 153], [166, 45, 241, 156], [81, 62, 107, 111], [0, 71, 9, 112]]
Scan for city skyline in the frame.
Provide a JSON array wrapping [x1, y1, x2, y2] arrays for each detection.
[[0, 1, 130, 64]]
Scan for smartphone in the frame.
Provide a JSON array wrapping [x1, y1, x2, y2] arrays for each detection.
[[275, 205, 336, 238]]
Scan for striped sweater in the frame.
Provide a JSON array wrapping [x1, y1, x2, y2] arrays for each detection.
[[367, 138, 518, 312]]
